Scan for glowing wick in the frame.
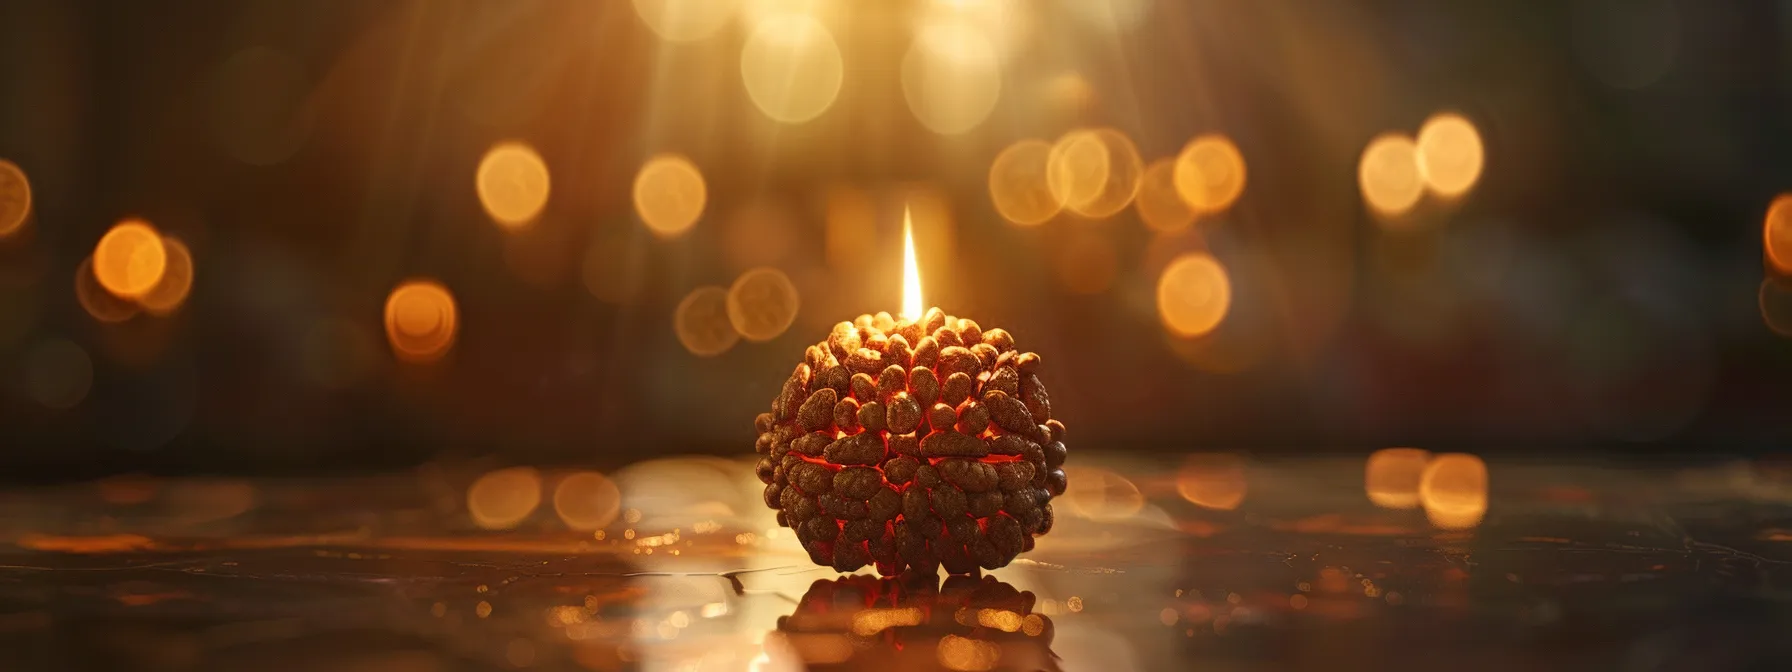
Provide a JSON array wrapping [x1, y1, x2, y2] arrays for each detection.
[[901, 207, 923, 322]]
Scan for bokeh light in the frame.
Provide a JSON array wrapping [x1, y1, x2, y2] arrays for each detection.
[[1156, 253, 1232, 338], [1358, 133, 1425, 217], [552, 471, 623, 531], [740, 14, 843, 124], [475, 141, 551, 229], [634, 154, 708, 239], [1419, 453, 1487, 530], [1172, 135, 1246, 214], [1415, 112, 1485, 198], [632, 0, 740, 43], [1365, 447, 1431, 509], [1135, 159, 1195, 232], [383, 279, 458, 364], [937, 635, 1001, 671], [727, 266, 800, 342], [1046, 129, 1109, 212], [902, 22, 1001, 135], [988, 139, 1060, 226], [1067, 128, 1143, 218], [0, 158, 31, 238], [137, 236, 194, 316], [1759, 278, 1792, 337], [1762, 194, 1792, 275], [23, 338, 92, 410], [1176, 453, 1247, 511], [1062, 466, 1145, 520], [93, 219, 167, 299], [75, 257, 139, 324], [675, 286, 741, 357], [468, 467, 543, 530]]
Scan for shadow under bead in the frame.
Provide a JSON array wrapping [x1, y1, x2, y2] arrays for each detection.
[[753, 307, 1068, 576]]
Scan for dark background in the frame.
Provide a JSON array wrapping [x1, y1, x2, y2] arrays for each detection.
[[2, 0, 1789, 481]]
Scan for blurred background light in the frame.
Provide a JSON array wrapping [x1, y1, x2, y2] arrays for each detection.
[[1762, 278, 1792, 337], [1358, 133, 1425, 218], [475, 141, 551, 229], [727, 266, 800, 342], [1136, 159, 1195, 233], [22, 338, 92, 410], [1066, 128, 1143, 218], [1047, 129, 1109, 212], [1365, 447, 1430, 509], [383, 280, 458, 364], [1176, 453, 1247, 510], [75, 257, 139, 324], [634, 154, 708, 239], [1419, 453, 1487, 530], [675, 286, 741, 357], [468, 467, 543, 530], [136, 236, 193, 316], [1415, 112, 1485, 199], [1763, 194, 1792, 275], [902, 22, 1002, 135], [1062, 466, 1144, 520], [93, 219, 167, 299], [1172, 135, 1246, 215], [0, 159, 30, 237], [988, 139, 1061, 226], [739, 13, 844, 124], [552, 471, 623, 531], [632, 0, 741, 43], [1156, 253, 1231, 338]]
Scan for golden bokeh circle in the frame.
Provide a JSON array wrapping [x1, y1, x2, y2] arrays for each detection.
[[1418, 453, 1487, 530], [383, 279, 458, 364], [740, 14, 844, 124], [987, 139, 1060, 226], [1067, 128, 1143, 218], [94, 220, 168, 299], [1046, 129, 1109, 212], [476, 141, 551, 229], [1416, 112, 1485, 198], [674, 286, 740, 357], [1764, 194, 1792, 275], [1176, 453, 1247, 511], [552, 471, 623, 531], [468, 467, 543, 530], [634, 154, 707, 239], [1358, 133, 1425, 216], [1136, 158, 1196, 232], [75, 256, 140, 324], [1156, 253, 1232, 338], [138, 237, 194, 316], [0, 159, 31, 237], [1365, 447, 1431, 510], [1061, 466, 1145, 520], [1172, 135, 1247, 214], [726, 266, 800, 342], [901, 22, 1002, 135], [631, 0, 740, 43]]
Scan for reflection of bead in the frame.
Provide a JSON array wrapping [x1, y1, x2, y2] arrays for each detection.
[[755, 307, 1068, 576]]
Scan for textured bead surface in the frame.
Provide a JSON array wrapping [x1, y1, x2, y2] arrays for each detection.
[[754, 307, 1067, 576]]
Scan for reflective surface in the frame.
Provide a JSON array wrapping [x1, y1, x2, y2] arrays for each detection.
[[2, 455, 1790, 670]]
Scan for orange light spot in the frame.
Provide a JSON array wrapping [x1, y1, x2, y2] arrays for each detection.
[[1419, 453, 1487, 530], [383, 279, 458, 363], [138, 236, 194, 316], [1177, 453, 1247, 510], [93, 219, 167, 298], [476, 141, 550, 229], [469, 467, 543, 530], [1365, 447, 1431, 509], [1173, 134, 1247, 214], [1764, 194, 1792, 275], [1156, 253, 1231, 338]]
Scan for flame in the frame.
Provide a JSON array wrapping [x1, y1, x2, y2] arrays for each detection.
[[900, 207, 923, 322]]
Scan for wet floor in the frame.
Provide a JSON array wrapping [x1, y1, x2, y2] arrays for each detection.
[[0, 454, 1788, 670]]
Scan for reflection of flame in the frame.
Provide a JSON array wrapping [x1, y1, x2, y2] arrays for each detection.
[[901, 207, 923, 322]]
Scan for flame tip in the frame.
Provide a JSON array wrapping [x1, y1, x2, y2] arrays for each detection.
[[900, 208, 923, 322]]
